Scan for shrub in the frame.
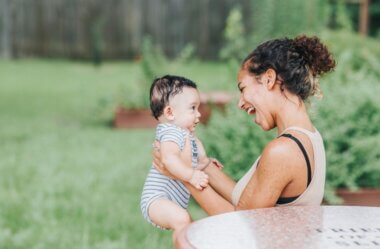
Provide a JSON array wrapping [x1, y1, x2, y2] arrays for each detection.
[[199, 99, 275, 180], [249, 0, 330, 44], [118, 37, 196, 109], [315, 74, 380, 203], [321, 30, 380, 78]]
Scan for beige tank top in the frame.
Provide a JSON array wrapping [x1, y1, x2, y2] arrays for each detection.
[[231, 126, 326, 207]]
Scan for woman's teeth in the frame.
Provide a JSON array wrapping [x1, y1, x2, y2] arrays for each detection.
[[247, 107, 256, 114]]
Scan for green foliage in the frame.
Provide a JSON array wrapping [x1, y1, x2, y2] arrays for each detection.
[[220, 0, 332, 82], [314, 74, 380, 203], [122, 37, 168, 109], [175, 43, 196, 64], [91, 17, 105, 66], [200, 101, 275, 180], [321, 30, 380, 78], [219, 6, 246, 84], [0, 59, 169, 248], [343, 0, 380, 37], [140, 37, 168, 83], [334, 0, 353, 31], [220, 6, 247, 62], [119, 37, 197, 109], [0, 59, 212, 248], [250, 0, 330, 45]]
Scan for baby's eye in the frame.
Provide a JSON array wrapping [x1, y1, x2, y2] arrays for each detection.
[[191, 106, 196, 110]]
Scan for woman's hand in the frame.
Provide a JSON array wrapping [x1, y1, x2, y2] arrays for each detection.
[[152, 141, 176, 179]]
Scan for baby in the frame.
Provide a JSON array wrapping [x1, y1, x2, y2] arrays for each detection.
[[140, 75, 212, 242]]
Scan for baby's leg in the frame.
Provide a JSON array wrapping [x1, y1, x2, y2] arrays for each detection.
[[149, 199, 192, 245]]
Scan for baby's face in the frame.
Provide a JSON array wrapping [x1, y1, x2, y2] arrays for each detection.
[[169, 87, 201, 132]]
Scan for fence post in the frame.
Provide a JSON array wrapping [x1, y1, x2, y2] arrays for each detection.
[[359, 0, 369, 35], [0, 0, 12, 58]]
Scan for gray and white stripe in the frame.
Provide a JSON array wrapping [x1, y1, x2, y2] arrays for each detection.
[[140, 123, 198, 229]]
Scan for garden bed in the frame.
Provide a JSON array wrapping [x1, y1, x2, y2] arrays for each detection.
[[336, 188, 380, 207]]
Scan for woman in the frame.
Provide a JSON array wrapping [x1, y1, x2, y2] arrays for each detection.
[[153, 35, 335, 215]]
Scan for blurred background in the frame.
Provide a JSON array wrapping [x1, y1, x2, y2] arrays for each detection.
[[1, 0, 380, 248]]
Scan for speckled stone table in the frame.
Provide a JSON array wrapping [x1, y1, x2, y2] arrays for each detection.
[[176, 206, 380, 249]]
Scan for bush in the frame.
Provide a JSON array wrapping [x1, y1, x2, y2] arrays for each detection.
[[315, 74, 380, 203], [220, 0, 331, 63], [321, 30, 380, 78], [118, 37, 196, 109], [250, 0, 330, 44], [199, 100, 275, 180]]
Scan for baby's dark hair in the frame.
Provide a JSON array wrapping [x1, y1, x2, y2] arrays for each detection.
[[149, 75, 197, 120], [243, 35, 336, 100]]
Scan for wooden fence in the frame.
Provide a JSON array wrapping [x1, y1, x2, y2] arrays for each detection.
[[0, 0, 252, 60]]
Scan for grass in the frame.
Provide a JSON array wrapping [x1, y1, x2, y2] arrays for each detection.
[[0, 59, 226, 249]]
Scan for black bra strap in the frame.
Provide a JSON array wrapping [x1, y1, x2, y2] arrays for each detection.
[[276, 196, 298, 205], [279, 133, 312, 186]]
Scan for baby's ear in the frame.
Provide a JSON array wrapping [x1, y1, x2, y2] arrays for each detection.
[[163, 106, 175, 120]]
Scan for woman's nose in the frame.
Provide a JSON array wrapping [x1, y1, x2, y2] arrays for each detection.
[[238, 97, 245, 110]]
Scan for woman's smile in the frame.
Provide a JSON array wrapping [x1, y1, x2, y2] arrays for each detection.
[[246, 106, 256, 115]]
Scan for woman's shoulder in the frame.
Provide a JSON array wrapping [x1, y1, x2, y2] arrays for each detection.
[[262, 137, 296, 156], [247, 138, 300, 197], [260, 137, 303, 171]]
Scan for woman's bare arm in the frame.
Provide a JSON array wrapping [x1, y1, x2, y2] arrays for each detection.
[[193, 136, 236, 202], [236, 139, 295, 209], [153, 150, 235, 215], [204, 164, 236, 203], [184, 182, 235, 216], [152, 141, 235, 215]]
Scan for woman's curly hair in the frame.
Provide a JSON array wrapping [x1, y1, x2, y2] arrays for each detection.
[[242, 35, 336, 100]]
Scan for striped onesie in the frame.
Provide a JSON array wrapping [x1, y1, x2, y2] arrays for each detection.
[[140, 123, 198, 229]]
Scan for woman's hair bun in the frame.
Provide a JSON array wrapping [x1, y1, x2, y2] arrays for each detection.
[[292, 35, 336, 77]]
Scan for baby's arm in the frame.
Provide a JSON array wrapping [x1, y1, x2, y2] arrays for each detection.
[[195, 136, 224, 170], [160, 141, 208, 190]]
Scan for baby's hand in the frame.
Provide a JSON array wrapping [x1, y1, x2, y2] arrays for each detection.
[[210, 158, 224, 170], [198, 157, 224, 171], [189, 169, 209, 190]]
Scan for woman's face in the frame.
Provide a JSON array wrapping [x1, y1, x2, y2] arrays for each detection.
[[237, 69, 276, 131]]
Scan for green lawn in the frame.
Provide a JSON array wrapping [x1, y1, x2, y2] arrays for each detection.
[[0, 59, 227, 249]]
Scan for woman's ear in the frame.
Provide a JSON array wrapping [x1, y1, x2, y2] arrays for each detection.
[[263, 68, 277, 90], [163, 106, 175, 120]]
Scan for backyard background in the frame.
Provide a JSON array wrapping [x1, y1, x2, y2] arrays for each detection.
[[1, 0, 380, 248]]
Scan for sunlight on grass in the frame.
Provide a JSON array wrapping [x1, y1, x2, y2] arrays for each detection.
[[0, 59, 217, 249]]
